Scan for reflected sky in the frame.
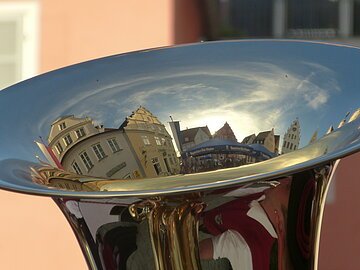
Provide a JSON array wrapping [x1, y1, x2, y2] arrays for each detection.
[[0, 40, 359, 162]]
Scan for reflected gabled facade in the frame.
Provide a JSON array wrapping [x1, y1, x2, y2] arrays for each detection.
[[180, 126, 212, 152], [120, 106, 180, 178], [242, 129, 280, 154], [282, 118, 301, 154], [213, 122, 237, 142]]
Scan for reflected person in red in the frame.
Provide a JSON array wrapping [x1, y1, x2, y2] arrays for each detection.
[[199, 178, 292, 270]]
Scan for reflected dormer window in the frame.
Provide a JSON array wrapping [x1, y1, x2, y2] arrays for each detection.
[[142, 135, 151, 145], [63, 134, 73, 146], [59, 122, 66, 130], [75, 127, 86, 139], [155, 136, 161, 146]]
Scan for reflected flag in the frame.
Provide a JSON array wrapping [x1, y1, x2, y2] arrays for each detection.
[[35, 139, 64, 169]]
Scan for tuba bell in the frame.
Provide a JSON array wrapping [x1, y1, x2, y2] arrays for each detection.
[[0, 40, 359, 270]]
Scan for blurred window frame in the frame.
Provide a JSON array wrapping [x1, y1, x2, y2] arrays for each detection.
[[0, 2, 39, 90]]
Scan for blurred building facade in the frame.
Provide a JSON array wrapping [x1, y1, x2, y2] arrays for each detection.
[[203, 0, 360, 41]]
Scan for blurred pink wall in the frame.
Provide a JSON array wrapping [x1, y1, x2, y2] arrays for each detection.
[[319, 152, 360, 269], [40, 0, 174, 72], [0, 1, 176, 269]]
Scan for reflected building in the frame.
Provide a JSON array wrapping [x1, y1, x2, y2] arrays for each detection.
[[243, 128, 279, 154], [213, 122, 237, 142], [46, 107, 180, 180], [241, 134, 256, 145], [48, 115, 105, 161], [180, 122, 279, 174], [179, 125, 212, 152], [120, 106, 180, 177], [48, 115, 144, 179], [282, 118, 301, 154]]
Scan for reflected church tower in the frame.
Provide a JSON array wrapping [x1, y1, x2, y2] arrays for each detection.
[[282, 118, 301, 154]]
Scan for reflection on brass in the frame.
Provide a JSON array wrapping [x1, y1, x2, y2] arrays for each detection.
[[310, 165, 334, 269], [150, 202, 205, 270], [0, 40, 360, 270], [130, 199, 205, 270]]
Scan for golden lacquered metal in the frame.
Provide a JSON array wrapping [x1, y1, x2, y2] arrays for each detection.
[[0, 40, 359, 270]]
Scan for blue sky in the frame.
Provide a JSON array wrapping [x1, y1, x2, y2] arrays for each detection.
[[0, 40, 359, 161]]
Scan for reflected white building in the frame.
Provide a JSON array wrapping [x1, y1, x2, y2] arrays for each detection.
[[48, 115, 144, 179], [282, 118, 301, 154]]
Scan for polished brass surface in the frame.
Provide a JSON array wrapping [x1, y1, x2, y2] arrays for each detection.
[[0, 40, 359, 269]]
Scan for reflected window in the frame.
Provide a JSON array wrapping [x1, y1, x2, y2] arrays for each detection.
[[164, 158, 171, 173], [75, 127, 86, 139], [55, 142, 63, 154], [80, 151, 93, 171], [142, 135, 151, 145], [59, 122, 66, 130], [92, 143, 106, 160], [107, 138, 121, 153], [72, 161, 82, 175], [155, 136, 161, 146], [161, 138, 166, 146], [288, 0, 338, 35], [152, 157, 162, 175], [63, 134, 73, 146]]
